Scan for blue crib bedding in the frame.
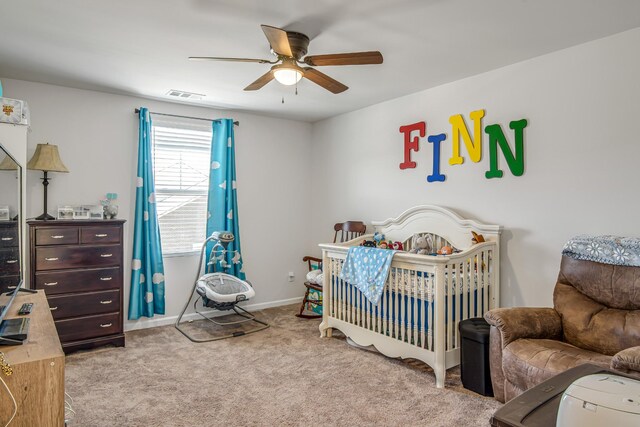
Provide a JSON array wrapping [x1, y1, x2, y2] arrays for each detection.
[[334, 281, 489, 332]]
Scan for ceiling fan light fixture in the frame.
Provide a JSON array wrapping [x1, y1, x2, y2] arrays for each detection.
[[272, 62, 304, 86]]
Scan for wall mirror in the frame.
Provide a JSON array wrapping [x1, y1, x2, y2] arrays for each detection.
[[0, 143, 22, 292]]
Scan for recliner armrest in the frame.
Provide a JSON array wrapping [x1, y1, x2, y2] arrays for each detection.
[[612, 346, 640, 373], [484, 307, 562, 348]]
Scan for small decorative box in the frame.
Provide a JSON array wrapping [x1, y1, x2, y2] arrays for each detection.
[[0, 98, 24, 124]]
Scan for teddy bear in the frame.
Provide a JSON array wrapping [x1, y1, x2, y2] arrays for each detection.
[[360, 240, 377, 248], [390, 241, 404, 251], [410, 234, 432, 255]]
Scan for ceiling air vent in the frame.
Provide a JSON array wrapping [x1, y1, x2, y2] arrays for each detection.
[[165, 90, 205, 100]]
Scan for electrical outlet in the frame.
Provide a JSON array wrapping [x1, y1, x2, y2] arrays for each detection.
[[288, 271, 295, 282]]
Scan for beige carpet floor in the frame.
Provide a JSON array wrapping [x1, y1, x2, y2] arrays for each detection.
[[65, 305, 500, 426]]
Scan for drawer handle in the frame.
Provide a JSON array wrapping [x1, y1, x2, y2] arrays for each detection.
[[100, 300, 113, 304], [50, 306, 58, 311], [6, 260, 17, 264], [100, 277, 112, 281], [51, 235, 65, 239], [100, 254, 113, 258], [44, 282, 58, 286], [44, 257, 59, 261], [1, 237, 13, 241], [100, 323, 112, 328], [7, 286, 16, 290], [95, 233, 108, 238]]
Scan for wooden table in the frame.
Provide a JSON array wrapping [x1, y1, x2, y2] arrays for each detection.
[[0, 290, 65, 426]]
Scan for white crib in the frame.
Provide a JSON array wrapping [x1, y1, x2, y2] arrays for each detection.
[[319, 205, 501, 388]]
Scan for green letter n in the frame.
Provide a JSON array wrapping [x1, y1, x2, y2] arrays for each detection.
[[485, 119, 527, 179]]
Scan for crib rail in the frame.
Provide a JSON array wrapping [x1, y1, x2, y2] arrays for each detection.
[[319, 240, 499, 387]]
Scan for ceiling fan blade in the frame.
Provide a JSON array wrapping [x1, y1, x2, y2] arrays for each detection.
[[261, 24, 293, 57], [303, 51, 383, 66], [244, 71, 275, 91], [189, 56, 275, 64], [303, 68, 348, 94]]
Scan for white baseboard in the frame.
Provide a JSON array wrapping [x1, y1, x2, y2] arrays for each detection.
[[124, 296, 302, 332]]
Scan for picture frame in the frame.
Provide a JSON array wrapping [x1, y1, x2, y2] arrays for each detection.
[[0, 206, 9, 221], [86, 205, 104, 220], [57, 206, 74, 220], [72, 206, 90, 220]]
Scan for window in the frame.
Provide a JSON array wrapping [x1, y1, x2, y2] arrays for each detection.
[[151, 118, 212, 255]]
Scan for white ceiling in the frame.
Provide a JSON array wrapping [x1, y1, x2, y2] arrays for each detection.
[[2, 0, 640, 122]]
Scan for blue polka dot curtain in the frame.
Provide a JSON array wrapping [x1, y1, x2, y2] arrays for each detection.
[[128, 107, 166, 320], [205, 119, 245, 279]]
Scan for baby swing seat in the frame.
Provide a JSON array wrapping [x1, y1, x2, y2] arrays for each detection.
[[175, 231, 268, 342]]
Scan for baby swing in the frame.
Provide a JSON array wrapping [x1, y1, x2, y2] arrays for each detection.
[[175, 231, 269, 342]]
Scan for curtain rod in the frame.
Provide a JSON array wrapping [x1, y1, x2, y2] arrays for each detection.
[[134, 109, 239, 126]]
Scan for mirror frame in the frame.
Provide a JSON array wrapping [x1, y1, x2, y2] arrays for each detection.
[[0, 141, 23, 286]]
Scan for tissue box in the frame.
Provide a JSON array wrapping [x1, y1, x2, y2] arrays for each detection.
[[0, 98, 25, 124]]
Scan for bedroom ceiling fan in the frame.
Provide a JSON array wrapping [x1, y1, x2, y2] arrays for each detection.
[[189, 24, 383, 94]]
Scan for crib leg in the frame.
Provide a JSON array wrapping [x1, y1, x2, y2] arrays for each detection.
[[319, 321, 332, 338], [435, 365, 445, 388]]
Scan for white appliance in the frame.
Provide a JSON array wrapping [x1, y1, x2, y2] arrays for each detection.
[[557, 374, 640, 427]]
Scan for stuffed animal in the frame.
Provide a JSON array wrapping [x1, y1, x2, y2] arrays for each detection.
[[471, 231, 485, 244], [390, 241, 404, 251], [373, 232, 385, 246], [438, 245, 453, 255], [378, 241, 389, 249], [360, 240, 377, 248], [410, 235, 432, 255]]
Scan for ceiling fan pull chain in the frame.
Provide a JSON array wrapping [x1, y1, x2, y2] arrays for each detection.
[[295, 80, 298, 95], [281, 96, 284, 104]]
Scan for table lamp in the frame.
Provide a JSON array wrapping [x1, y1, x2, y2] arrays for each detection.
[[27, 143, 69, 220]]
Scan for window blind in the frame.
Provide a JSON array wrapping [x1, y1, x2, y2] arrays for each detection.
[[152, 119, 212, 255]]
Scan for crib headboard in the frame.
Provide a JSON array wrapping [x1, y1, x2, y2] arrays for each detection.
[[371, 205, 501, 250]]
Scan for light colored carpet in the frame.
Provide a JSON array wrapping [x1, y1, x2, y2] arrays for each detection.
[[65, 305, 500, 426]]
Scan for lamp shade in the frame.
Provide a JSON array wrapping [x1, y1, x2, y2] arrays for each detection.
[[27, 143, 69, 172], [0, 155, 18, 170], [272, 60, 304, 86]]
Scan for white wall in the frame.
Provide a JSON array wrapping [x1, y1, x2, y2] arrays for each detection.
[[1, 78, 312, 330], [310, 28, 640, 308]]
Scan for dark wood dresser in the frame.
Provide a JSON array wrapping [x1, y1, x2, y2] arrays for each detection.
[[0, 221, 20, 293], [28, 219, 126, 353]]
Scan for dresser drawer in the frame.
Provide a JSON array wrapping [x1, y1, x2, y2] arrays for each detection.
[[48, 289, 120, 320], [35, 267, 121, 295], [0, 248, 20, 274], [0, 275, 20, 293], [55, 312, 121, 342], [36, 227, 79, 246], [80, 226, 121, 244], [35, 245, 122, 271], [0, 226, 18, 248]]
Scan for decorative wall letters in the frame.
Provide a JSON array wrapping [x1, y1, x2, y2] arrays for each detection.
[[399, 109, 528, 182]]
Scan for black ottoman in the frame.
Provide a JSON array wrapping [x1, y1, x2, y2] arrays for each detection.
[[459, 317, 493, 396]]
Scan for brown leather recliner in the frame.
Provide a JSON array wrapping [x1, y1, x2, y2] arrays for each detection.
[[485, 255, 640, 403]]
